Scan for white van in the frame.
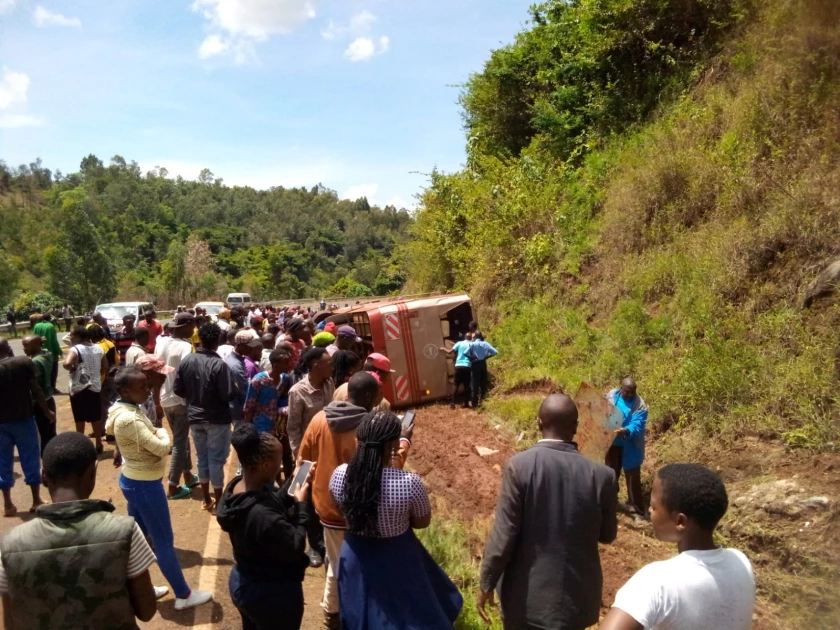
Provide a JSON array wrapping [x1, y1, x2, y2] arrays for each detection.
[[194, 301, 225, 321], [226, 293, 252, 308], [95, 302, 155, 333]]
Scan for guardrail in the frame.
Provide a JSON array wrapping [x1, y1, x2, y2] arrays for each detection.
[[0, 310, 176, 335]]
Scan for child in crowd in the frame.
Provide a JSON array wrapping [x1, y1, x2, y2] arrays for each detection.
[[599, 463, 755, 630], [217, 424, 314, 630]]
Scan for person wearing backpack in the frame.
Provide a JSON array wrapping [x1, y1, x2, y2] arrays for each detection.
[[63, 326, 108, 453]]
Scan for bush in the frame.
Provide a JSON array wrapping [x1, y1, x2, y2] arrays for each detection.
[[5, 291, 64, 320]]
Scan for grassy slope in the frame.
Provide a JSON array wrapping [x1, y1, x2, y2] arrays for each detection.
[[411, 2, 840, 628], [479, 0, 840, 451]]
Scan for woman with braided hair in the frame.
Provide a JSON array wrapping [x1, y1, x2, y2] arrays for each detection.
[[329, 411, 463, 629], [217, 424, 314, 630], [331, 349, 362, 386]]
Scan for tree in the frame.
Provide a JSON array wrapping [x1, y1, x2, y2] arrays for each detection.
[[45, 187, 116, 310], [161, 240, 187, 306], [0, 255, 20, 307]]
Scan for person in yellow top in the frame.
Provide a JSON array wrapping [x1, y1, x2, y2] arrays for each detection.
[[90, 324, 118, 440], [106, 367, 213, 611]]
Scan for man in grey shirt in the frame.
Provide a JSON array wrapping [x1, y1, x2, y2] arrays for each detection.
[[478, 393, 618, 630]]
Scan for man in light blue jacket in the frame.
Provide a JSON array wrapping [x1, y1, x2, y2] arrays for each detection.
[[605, 377, 648, 517]]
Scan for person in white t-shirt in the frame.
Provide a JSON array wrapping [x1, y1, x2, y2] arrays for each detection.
[[599, 463, 755, 630]]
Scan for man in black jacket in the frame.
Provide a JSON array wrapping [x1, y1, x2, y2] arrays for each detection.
[[478, 393, 618, 630]]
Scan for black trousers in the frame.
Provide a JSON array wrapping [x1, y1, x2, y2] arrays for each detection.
[[306, 504, 325, 559], [605, 445, 644, 515], [451, 367, 472, 407], [50, 357, 58, 392], [35, 398, 57, 456], [470, 359, 489, 407], [230, 566, 304, 630]]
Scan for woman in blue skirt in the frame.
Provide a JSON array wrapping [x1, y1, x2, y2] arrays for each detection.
[[330, 411, 463, 629]]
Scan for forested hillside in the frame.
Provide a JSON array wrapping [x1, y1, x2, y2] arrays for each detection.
[[408, 0, 840, 450], [0, 156, 412, 312]]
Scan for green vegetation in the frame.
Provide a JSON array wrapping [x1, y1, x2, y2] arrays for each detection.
[[0, 157, 412, 310], [416, 499, 500, 630], [408, 0, 840, 450]]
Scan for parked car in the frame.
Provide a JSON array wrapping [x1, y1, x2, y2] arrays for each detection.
[[94, 302, 155, 333], [226, 293, 252, 309], [194, 301, 225, 321]]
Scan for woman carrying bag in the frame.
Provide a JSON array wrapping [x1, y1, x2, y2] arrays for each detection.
[[63, 325, 108, 453]]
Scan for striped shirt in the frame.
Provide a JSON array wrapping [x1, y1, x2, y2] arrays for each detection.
[[0, 523, 156, 594]]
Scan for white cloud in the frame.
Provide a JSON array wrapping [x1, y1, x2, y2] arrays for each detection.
[[0, 69, 30, 109], [342, 183, 379, 201], [322, 9, 376, 40], [0, 114, 46, 129], [33, 5, 81, 27], [343, 35, 389, 62], [0, 0, 15, 15], [192, 0, 317, 42], [198, 34, 230, 58], [350, 10, 376, 31], [344, 37, 375, 62], [384, 196, 408, 209]]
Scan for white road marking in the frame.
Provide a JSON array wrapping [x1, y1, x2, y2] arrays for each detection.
[[191, 448, 236, 629]]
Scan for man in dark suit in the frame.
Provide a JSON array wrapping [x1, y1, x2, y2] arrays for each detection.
[[478, 393, 618, 630]]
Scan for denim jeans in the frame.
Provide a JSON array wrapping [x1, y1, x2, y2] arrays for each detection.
[[191, 424, 232, 489], [164, 404, 193, 486], [118, 474, 191, 599], [0, 418, 41, 490]]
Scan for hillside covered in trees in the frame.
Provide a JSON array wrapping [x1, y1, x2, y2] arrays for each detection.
[[408, 0, 840, 449], [404, 1, 840, 625], [0, 156, 412, 312]]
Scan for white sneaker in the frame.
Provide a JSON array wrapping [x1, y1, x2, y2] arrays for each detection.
[[154, 586, 169, 600], [174, 590, 213, 611]]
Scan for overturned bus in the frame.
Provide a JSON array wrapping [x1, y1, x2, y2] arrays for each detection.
[[325, 293, 473, 408]]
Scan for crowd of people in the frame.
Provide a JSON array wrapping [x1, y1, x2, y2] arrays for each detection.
[[0, 301, 757, 630]]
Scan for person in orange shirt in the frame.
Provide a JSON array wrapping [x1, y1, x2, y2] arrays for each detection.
[[298, 372, 412, 630]]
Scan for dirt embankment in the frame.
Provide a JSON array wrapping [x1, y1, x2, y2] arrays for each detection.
[[409, 403, 840, 629], [408, 403, 673, 619]]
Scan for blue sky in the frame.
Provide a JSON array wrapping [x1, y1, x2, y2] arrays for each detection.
[[0, 0, 532, 208]]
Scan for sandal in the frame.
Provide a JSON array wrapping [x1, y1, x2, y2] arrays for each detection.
[[168, 486, 192, 500], [3, 505, 17, 518], [185, 475, 199, 490], [200, 500, 216, 514]]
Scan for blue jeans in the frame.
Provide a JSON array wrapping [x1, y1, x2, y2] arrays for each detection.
[[0, 419, 41, 490], [191, 424, 231, 489], [119, 475, 190, 599]]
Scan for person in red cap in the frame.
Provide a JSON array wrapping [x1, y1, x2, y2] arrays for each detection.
[[332, 353, 395, 412], [324, 321, 338, 336]]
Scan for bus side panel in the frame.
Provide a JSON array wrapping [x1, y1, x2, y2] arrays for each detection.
[[368, 309, 397, 405], [400, 305, 449, 406]]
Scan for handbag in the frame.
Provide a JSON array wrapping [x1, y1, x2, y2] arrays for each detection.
[[71, 345, 93, 393]]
